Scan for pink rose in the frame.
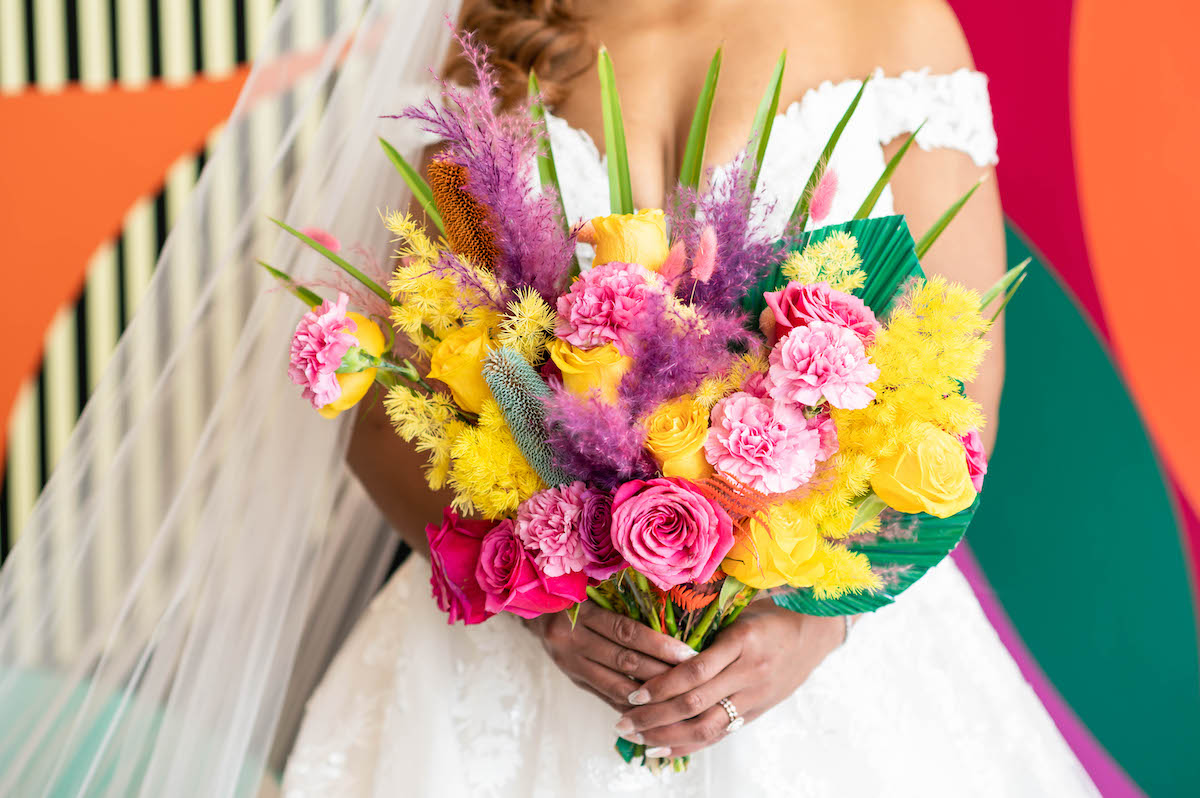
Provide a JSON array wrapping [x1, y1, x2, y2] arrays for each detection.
[[807, 409, 839, 462], [425, 507, 493, 626], [960, 429, 988, 492], [705, 392, 822, 494], [763, 281, 879, 345], [577, 488, 626, 581], [475, 520, 587, 619], [516, 482, 590, 577], [555, 262, 658, 353], [768, 320, 880, 410], [288, 292, 358, 409], [610, 477, 735, 590]]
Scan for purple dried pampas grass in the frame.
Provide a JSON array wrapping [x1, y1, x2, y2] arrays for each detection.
[[543, 388, 656, 489], [389, 27, 574, 302], [669, 154, 780, 313], [618, 292, 751, 417]]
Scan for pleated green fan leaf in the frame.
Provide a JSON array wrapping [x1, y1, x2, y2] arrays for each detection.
[[771, 499, 978, 616], [742, 215, 923, 322], [482, 347, 576, 487]]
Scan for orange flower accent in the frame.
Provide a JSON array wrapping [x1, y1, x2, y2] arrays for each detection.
[[668, 569, 725, 613], [427, 158, 500, 270]]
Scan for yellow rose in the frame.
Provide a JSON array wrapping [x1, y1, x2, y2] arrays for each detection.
[[644, 398, 712, 481], [426, 323, 494, 414], [870, 423, 977, 518], [590, 208, 670, 272], [318, 312, 386, 419], [721, 503, 825, 589], [547, 340, 631, 404]]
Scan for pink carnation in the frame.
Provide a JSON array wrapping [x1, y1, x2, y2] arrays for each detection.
[[556, 261, 658, 353], [705, 392, 822, 494], [763, 281, 879, 345], [516, 482, 590, 577], [960, 429, 988, 492], [610, 477, 734, 590], [768, 320, 880, 410], [288, 292, 358, 409]]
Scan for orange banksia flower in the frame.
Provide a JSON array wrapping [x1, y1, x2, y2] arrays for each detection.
[[427, 158, 500, 270]]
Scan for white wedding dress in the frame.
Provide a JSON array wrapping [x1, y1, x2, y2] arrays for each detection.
[[281, 71, 1099, 797]]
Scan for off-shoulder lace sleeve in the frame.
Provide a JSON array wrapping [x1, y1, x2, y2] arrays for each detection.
[[871, 68, 999, 167]]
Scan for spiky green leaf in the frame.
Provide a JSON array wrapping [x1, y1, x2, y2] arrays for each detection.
[[748, 50, 787, 196], [598, 48, 634, 215], [980, 259, 1030, 312], [272, 218, 396, 307], [854, 120, 925, 220], [850, 493, 888, 533], [789, 75, 871, 230], [258, 261, 322, 308], [378, 137, 444, 235], [988, 271, 1027, 324], [678, 48, 722, 191], [717, 575, 746, 612], [914, 178, 984, 259]]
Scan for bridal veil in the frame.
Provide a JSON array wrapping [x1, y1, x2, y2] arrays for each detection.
[[0, 1, 460, 794]]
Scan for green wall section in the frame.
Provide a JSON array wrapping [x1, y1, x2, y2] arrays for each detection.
[[969, 226, 1200, 797]]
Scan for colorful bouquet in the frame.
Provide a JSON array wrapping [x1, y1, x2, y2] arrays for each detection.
[[265, 29, 1022, 771]]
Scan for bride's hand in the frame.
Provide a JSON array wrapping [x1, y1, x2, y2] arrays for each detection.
[[611, 603, 845, 758], [525, 603, 700, 713]]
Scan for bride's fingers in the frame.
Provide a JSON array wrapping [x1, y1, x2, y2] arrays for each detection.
[[580, 604, 697, 665], [578, 628, 673, 682], [614, 664, 746, 735], [631, 699, 742, 757], [570, 658, 645, 709], [618, 632, 742, 712]]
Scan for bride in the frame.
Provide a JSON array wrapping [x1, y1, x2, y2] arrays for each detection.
[[0, 0, 1098, 796]]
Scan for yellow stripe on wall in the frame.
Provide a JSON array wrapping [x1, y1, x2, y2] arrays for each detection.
[[0, 0, 26, 92]]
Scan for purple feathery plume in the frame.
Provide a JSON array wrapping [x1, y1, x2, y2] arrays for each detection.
[[429, 249, 509, 313], [618, 291, 752, 417], [669, 153, 780, 313], [543, 388, 656, 490], [388, 26, 574, 302]]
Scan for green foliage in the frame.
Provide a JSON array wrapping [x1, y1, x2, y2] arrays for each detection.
[[257, 261, 321, 308], [378, 137, 444, 234], [271, 218, 395, 307], [748, 51, 787, 196], [854, 121, 925, 220], [788, 76, 871, 230], [678, 48, 723, 191], [914, 178, 983, 258], [597, 48, 634, 215]]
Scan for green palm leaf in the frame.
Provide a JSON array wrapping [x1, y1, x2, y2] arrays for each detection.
[[258, 261, 321, 308], [678, 48, 722, 191], [272, 218, 396, 307], [748, 51, 787, 196], [914, 178, 983, 258], [597, 48, 634, 215], [742, 215, 923, 322], [771, 499, 978, 616]]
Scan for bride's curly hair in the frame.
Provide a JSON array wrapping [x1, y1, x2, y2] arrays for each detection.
[[445, 0, 594, 109]]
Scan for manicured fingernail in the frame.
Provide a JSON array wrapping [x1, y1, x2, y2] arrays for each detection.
[[674, 645, 698, 660], [646, 746, 671, 758], [620, 733, 644, 744], [628, 688, 650, 705], [614, 717, 634, 735]]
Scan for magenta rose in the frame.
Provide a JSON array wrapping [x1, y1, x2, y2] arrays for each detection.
[[763, 281, 879, 345], [705, 392, 822, 494], [610, 477, 735, 590], [960, 429, 988, 492], [425, 507, 494, 626], [577, 488, 625, 580], [768, 320, 880, 410], [475, 520, 587, 619]]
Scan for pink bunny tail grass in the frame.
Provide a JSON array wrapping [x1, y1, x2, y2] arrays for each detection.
[[809, 167, 838, 224], [692, 225, 718, 283], [659, 240, 687, 288], [300, 227, 341, 253]]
